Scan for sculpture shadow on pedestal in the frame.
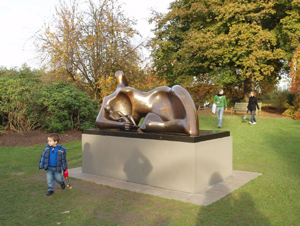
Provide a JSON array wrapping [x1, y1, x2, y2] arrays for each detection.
[[123, 149, 153, 185]]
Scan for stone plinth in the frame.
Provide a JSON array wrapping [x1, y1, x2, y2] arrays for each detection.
[[82, 129, 232, 194]]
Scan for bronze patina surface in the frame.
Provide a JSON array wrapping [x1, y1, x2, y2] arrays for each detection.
[[96, 71, 199, 135]]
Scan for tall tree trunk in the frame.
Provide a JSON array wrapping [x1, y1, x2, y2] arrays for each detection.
[[244, 76, 255, 102]]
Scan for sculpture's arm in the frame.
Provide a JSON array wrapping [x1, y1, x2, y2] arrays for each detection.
[[96, 106, 136, 131], [126, 115, 137, 126], [96, 112, 126, 129]]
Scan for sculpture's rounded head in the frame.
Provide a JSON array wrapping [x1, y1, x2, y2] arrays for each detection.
[[115, 71, 128, 87], [104, 105, 113, 113]]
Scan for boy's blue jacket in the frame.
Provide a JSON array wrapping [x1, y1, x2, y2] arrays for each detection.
[[39, 144, 68, 173]]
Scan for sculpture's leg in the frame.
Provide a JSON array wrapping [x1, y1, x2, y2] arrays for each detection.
[[140, 113, 163, 131], [140, 113, 187, 134]]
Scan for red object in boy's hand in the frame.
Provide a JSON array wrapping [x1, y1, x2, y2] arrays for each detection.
[[64, 169, 69, 178]]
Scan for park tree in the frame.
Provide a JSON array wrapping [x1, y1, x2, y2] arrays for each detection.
[[149, 0, 300, 100], [284, 43, 300, 119], [290, 44, 300, 95], [34, 0, 146, 101]]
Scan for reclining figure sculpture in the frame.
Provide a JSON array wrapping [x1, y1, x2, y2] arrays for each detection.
[[96, 71, 199, 136]]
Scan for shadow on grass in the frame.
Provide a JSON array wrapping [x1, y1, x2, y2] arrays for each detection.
[[196, 191, 272, 225], [194, 172, 272, 225]]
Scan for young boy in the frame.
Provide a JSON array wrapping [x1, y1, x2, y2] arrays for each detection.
[[39, 133, 68, 196]]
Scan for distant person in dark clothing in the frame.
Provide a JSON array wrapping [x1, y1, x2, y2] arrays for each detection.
[[247, 91, 260, 125]]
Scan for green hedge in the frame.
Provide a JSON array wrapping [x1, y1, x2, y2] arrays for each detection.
[[0, 77, 99, 132]]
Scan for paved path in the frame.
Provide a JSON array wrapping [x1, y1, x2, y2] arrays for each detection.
[[69, 167, 261, 206]]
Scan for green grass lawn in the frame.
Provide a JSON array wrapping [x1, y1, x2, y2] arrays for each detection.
[[1, 114, 300, 225]]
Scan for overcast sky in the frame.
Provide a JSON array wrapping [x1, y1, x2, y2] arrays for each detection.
[[0, 0, 171, 69]]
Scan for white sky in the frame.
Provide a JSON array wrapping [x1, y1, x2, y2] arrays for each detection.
[[0, 0, 171, 69]]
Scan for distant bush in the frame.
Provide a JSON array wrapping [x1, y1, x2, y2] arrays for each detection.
[[257, 93, 272, 104], [0, 76, 41, 131], [287, 93, 296, 106], [229, 97, 243, 105], [283, 108, 295, 117], [36, 82, 99, 132], [272, 90, 290, 108], [0, 77, 99, 132], [283, 106, 300, 120], [258, 90, 290, 108], [283, 94, 300, 120]]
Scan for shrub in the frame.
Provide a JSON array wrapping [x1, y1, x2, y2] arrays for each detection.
[[230, 97, 243, 105], [287, 93, 295, 106], [291, 110, 300, 120], [283, 108, 295, 117], [0, 77, 99, 132], [283, 94, 300, 120], [36, 82, 99, 132], [0, 77, 42, 131], [272, 90, 290, 108]]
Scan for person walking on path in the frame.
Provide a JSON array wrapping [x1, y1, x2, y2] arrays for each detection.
[[247, 91, 260, 125], [39, 133, 68, 196], [214, 89, 227, 128]]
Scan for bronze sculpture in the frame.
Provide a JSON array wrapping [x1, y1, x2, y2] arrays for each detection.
[[96, 71, 199, 136]]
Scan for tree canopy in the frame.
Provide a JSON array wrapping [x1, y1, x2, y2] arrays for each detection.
[[34, 0, 147, 101], [149, 0, 300, 99]]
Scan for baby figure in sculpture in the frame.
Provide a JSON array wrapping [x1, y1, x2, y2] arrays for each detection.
[[104, 105, 138, 131], [96, 71, 199, 136]]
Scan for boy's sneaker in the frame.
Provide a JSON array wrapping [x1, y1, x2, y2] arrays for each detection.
[[249, 121, 252, 124], [253, 122, 257, 124], [46, 190, 54, 196], [61, 182, 66, 189]]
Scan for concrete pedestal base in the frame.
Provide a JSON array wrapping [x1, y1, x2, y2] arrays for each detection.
[[82, 129, 232, 194]]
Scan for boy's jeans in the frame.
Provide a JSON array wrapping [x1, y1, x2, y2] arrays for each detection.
[[216, 107, 224, 127], [46, 166, 64, 191], [250, 110, 256, 123]]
